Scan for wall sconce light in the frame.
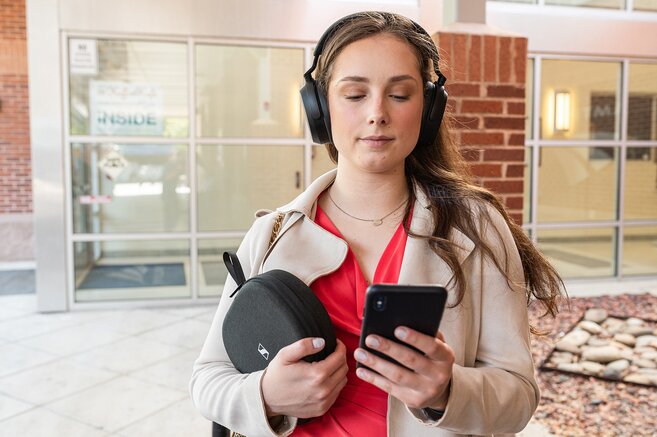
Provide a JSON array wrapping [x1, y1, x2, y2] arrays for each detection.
[[554, 90, 571, 131]]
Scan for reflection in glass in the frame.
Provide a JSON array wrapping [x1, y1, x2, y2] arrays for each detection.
[[196, 45, 304, 138], [526, 59, 534, 139], [312, 146, 337, 180], [628, 63, 657, 141], [623, 226, 657, 276], [545, 0, 623, 8], [537, 227, 615, 278], [523, 147, 532, 223], [197, 145, 304, 231], [71, 143, 189, 234], [540, 60, 621, 140], [74, 239, 190, 302], [624, 147, 657, 220], [69, 39, 188, 137], [198, 238, 242, 297], [537, 147, 618, 222], [633, 0, 657, 11]]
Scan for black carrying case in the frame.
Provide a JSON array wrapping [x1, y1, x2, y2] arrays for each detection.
[[221, 251, 337, 373]]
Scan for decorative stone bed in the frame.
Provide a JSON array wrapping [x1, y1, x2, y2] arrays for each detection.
[[541, 308, 657, 386]]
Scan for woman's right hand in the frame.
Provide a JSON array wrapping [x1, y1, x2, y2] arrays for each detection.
[[261, 338, 348, 419]]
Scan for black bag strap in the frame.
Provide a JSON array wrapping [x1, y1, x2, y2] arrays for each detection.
[[224, 212, 285, 298], [223, 252, 246, 295]]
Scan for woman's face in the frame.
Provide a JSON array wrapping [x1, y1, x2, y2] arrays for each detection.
[[327, 33, 424, 176]]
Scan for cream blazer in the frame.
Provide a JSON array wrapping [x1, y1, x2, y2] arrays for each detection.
[[190, 169, 539, 437]]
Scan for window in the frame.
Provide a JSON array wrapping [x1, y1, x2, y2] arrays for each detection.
[[526, 57, 657, 279], [67, 37, 312, 303], [69, 40, 189, 137], [195, 45, 304, 138]]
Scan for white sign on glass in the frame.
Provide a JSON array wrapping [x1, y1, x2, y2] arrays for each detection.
[[79, 194, 113, 205], [98, 149, 128, 181], [89, 80, 164, 136], [69, 39, 98, 76]]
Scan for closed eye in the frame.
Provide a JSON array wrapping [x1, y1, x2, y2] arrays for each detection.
[[390, 95, 410, 101], [345, 95, 365, 101]]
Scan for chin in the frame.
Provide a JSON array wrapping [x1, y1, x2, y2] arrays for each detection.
[[357, 159, 404, 175]]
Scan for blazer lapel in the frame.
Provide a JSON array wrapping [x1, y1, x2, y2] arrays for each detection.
[[398, 194, 475, 304], [261, 213, 348, 286]]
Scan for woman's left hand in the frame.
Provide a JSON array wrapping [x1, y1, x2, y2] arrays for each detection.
[[353, 327, 455, 410]]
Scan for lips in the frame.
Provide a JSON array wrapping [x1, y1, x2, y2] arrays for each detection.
[[360, 135, 394, 146]]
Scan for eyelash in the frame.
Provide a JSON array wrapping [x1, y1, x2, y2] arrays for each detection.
[[345, 95, 410, 101]]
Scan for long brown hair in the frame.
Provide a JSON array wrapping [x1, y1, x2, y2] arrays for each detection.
[[314, 11, 565, 330]]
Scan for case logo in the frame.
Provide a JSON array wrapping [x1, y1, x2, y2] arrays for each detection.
[[258, 343, 270, 360]]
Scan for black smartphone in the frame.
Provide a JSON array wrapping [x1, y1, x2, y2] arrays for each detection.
[[358, 284, 448, 370]]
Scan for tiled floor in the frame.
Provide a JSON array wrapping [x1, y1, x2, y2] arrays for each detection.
[[0, 292, 559, 437], [0, 294, 213, 436], [0, 270, 34, 296]]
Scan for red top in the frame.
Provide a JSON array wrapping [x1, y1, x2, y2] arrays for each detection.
[[291, 203, 409, 437]]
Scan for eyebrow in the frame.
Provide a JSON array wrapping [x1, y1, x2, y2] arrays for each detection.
[[337, 74, 418, 84]]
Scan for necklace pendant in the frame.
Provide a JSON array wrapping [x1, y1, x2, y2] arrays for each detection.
[[372, 219, 383, 226]]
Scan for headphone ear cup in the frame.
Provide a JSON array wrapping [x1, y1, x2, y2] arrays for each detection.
[[418, 81, 448, 147], [317, 89, 332, 144], [300, 79, 332, 144]]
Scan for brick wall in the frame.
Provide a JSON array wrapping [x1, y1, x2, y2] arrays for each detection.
[[0, 0, 32, 214], [435, 31, 527, 225]]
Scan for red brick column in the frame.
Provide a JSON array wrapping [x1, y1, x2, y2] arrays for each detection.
[[0, 0, 32, 214], [434, 31, 527, 224]]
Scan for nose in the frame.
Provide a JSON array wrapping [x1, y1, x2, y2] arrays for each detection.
[[367, 95, 389, 126]]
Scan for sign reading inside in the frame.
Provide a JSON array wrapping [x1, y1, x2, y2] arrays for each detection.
[[90, 81, 164, 136]]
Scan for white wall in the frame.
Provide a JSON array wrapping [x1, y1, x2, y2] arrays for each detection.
[[59, 0, 444, 40], [487, 2, 657, 58]]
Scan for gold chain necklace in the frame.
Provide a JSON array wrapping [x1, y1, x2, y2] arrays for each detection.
[[327, 189, 408, 226]]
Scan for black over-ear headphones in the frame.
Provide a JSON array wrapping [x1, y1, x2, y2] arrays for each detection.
[[299, 12, 448, 147]]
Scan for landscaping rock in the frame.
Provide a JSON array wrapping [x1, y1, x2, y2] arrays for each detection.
[[586, 337, 609, 347], [636, 335, 657, 348], [557, 362, 583, 373], [581, 346, 623, 363], [555, 340, 580, 354], [624, 373, 653, 385], [625, 326, 656, 336], [584, 308, 607, 323], [613, 333, 637, 347], [580, 361, 605, 376], [550, 352, 574, 365], [562, 329, 591, 346], [602, 317, 625, 333], [627, 317, 645, 326], [640, 351, 657, 361], [578, 320, 604, 334], [633, 359, 657, 369], [603, 359, 630, 380]]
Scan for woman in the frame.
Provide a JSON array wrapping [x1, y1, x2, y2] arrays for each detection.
[[190, 11, 563, 437]]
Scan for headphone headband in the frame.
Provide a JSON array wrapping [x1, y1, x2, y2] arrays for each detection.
[[304, 12, 445, 85], [300, 11, 448, 147]]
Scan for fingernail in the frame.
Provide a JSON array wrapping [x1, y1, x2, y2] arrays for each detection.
[[312, 338, 325, 349], [366, 336, 380, 348], [355, 349, 367, 362], [395, 327, 408, 340], [356, 368, 366, 379]]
